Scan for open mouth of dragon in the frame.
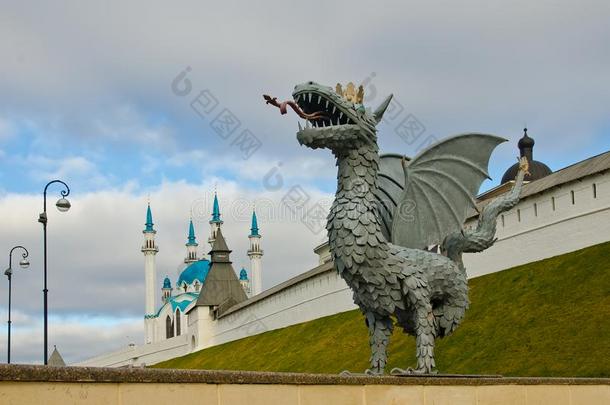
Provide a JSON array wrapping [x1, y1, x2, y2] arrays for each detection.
[[292, 91, 357, 130]]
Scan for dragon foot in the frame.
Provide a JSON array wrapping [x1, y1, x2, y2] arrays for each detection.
[[365, 368, 385, 376], [390, 367, 438, 376], [339, 369, 384, 377]]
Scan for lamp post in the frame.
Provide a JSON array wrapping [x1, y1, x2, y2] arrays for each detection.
[[4, 246, 30, 364], [38, 180, 70, 365]]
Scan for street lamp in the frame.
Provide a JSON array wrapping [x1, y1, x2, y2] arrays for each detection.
[[4, 246, 30, 364], [38, 180, 70, 365]]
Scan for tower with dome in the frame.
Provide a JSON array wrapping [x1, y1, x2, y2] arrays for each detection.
[[141, 193, 261, 344]]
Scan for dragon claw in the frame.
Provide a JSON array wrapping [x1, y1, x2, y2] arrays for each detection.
[[365, 368, 384, 376]]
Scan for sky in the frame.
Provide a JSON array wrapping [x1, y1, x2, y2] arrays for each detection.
[[0, 1, 609, 364]]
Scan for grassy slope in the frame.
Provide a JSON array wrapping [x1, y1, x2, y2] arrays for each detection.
[[155, 242, 610, 377]]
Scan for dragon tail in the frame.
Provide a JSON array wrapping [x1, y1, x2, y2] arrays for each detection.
[[442, 157, 529, 265]]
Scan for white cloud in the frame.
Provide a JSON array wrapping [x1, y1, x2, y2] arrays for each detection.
[[18, 154, 112, 190]]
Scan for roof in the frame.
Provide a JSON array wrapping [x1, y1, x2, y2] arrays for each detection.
[[48, 346, 66, 367], [212, 228, 230, 251], [239, 268, 248, 280], [501, 129, 552, 184], [194, 261, 248, 310], [210, 193, 221, 223], [144, 204, 154, 232], [250, 210, 260, 237], [163, 276, 171, 289], [194, 229, 247, 310], [156, 292, 198, 316], [176, 259, 210, 287], [186, 219, 197, 246], [471, 149, 610, 218]]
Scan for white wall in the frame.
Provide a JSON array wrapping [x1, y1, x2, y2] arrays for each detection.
[[205, 268, 356, 350], [463, 172, 609, 277], [75, 334, 190, 367]]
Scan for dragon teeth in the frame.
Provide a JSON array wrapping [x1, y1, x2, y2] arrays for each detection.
[[332, 106, 336, 114], [295, 94, 301, 102], [298, 122, 303, 131], [308, 93, 312, 103], [306, 121, 311, 128], [339, 112, 343, 120], [326, 100, 329, 109], [317, 95, 321, 104]]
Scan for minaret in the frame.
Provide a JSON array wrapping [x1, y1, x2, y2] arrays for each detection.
[[162, 276, 172, 303], [247, 210, 263, 296], [208, 192, 223, 248], [141, 203, 159, 344], [239, 268, 251, 297], [184, 218, 198, 264]]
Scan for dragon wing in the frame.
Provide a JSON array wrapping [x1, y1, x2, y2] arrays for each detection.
[[375, 133, 506, 249]]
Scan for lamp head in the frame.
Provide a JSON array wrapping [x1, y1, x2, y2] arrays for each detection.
[[56, 198, 71, 212], [19, 259, 30, 269]]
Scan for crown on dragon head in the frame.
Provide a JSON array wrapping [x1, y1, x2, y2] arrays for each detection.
[[335, 82, 365, 104]]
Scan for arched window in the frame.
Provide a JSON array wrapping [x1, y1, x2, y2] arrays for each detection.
[[175, 308, 181, 336], [183, 283, 188, 292], [165, 315, 174, 339], [194, 281, 200, 292]]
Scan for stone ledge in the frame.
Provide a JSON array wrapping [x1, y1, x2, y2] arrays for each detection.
[[0, 364, 608, 386]]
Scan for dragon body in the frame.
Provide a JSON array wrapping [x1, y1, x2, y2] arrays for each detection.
[[265, 82, 527, 374]]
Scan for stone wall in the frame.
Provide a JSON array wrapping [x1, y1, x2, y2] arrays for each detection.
[[1, 365, 609, 405]]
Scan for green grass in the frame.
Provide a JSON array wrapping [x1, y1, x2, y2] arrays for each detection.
[[155, 242, 610, 377]]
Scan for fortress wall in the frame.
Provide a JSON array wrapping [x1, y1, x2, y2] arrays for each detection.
[[463, 171, 610, 278], [75, 333, 190, 368], [206, 267, 356, 349]]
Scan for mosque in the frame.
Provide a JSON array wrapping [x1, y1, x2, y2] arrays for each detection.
[[78, 129, 610, 367], [142, 192, 263, 345]]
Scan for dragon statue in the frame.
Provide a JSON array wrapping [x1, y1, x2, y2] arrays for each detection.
[[264, 81, 529, 375]]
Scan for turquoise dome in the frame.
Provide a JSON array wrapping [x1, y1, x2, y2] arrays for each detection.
[[239, 268, 248, 280], [163, 276, 171, 289], [177, 259, 210, 287]]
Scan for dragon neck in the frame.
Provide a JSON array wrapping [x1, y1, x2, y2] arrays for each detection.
[[328, 143, 388, 274]]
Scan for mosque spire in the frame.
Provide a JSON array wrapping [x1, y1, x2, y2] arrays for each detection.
[[185, 217, 199, 264], [211, 192, 221, 223], [250, 210, 260, 237], [141, 201, 159, 344], [248, 208, 263, 296], [208, 191, 224, 248], [144, 203, 155, 233], [187, 218, 197, 246]]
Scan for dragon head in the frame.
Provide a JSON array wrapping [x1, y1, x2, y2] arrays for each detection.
[[291, 81, 393, 152]]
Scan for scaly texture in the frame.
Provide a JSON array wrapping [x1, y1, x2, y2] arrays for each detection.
[[267, 81, 527, 374]]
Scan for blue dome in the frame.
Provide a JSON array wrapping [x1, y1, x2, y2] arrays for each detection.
[[177, 259, 210, 287], [163, 276, 171, 289], [155, 292, 198, 316], [239, 268, 248, 280]]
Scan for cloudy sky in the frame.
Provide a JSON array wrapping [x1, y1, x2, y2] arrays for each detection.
[[1, 1, 609, 364]]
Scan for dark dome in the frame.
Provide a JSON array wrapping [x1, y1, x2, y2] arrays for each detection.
[[501, 160, 552, 184], [501, 128, 552, 184], [518, 133, 535, 149]]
